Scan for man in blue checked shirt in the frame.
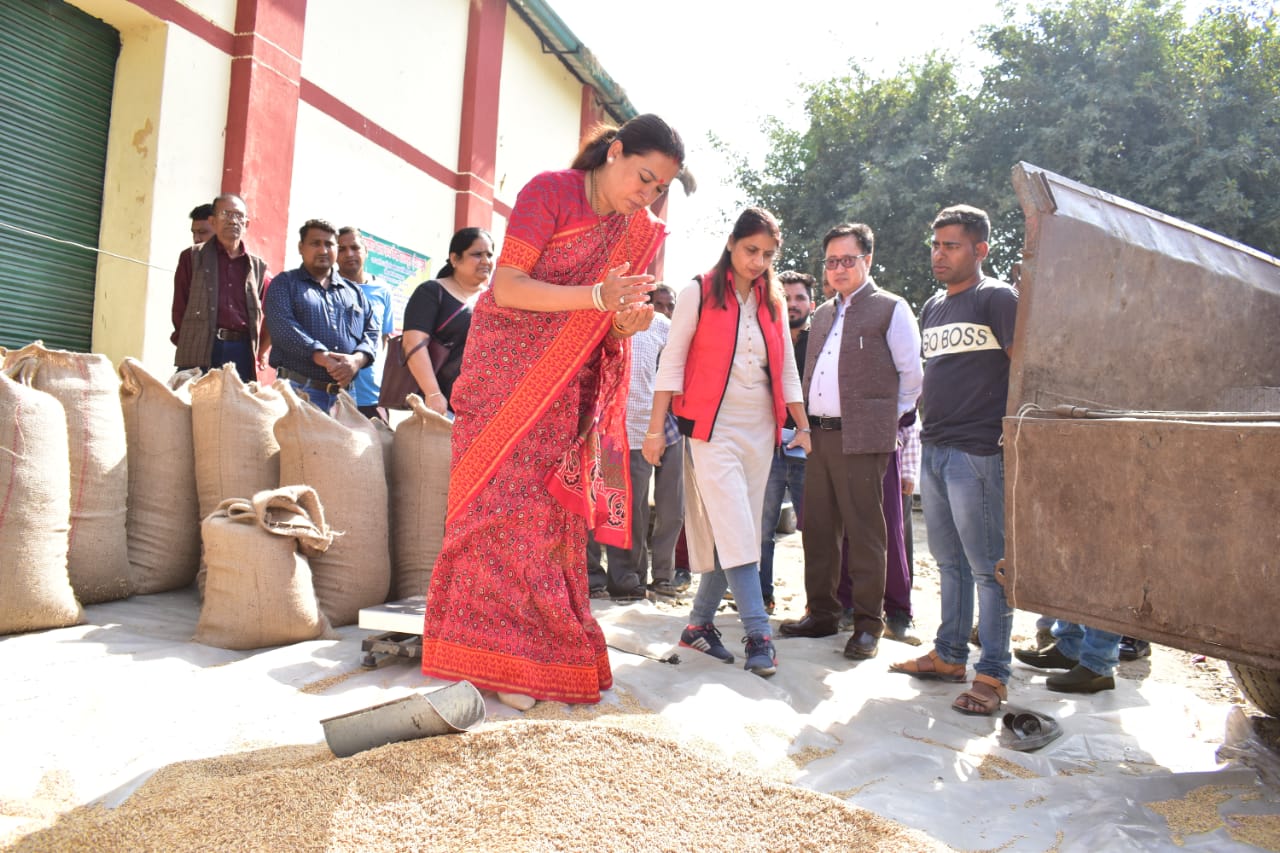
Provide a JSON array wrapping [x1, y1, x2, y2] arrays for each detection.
[[265, 219, 380, 412]]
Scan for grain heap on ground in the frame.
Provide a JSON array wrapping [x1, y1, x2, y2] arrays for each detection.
[[9, 721, 944, 852]]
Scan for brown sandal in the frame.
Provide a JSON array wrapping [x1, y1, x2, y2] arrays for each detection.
[[952, 674, 1008, 716], [888, 650, 967, 683]]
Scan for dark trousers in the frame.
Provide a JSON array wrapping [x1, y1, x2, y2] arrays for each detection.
[[212, 339, 255, 383], [838, 446, 912, 617], [802, 428, 889, 635]]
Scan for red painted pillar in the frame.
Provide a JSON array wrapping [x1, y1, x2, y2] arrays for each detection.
[[222, 0, 307, 275], [455, 0, 506, 231]]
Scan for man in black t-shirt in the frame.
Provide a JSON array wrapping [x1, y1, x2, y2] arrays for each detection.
[[890, 205, 1018, 716]]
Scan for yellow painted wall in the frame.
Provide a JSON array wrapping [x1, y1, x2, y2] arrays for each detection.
[[286, 103, 458, 283], [300, 0, 468, 172], [62, 0, 231, 379], [45, 0, 605, 376], [494, 11, 584, 228]]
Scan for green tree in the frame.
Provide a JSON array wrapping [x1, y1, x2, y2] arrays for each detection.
[[734, 0, 1280, 302], [731, 57, 969, 311]]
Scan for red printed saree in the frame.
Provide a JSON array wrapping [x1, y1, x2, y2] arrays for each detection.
[[420, 169, 668, 704]]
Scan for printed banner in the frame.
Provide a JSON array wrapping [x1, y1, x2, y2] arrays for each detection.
[[360, 230, 432, 328]]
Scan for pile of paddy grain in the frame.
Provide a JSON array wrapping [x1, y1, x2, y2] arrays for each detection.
[[9, 721, 943, 852]]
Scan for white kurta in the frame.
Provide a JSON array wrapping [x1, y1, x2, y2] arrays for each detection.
[[656, 278, 802, 572]]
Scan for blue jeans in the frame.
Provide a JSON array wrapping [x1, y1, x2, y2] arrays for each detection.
[[288, 380, 338, 413], [1052, 621, 1121, 676], [922, 443, 1012, 683], [759, 449, 806, 603], [689, 561, 770, 638]]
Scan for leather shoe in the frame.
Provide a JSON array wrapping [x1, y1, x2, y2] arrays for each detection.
[[843, 631, 879, 660], [1046, 664, 1115, 693], [778, 615, 838, 638], [1014, 643, 1078, 670], [884, 613, 922, 646]]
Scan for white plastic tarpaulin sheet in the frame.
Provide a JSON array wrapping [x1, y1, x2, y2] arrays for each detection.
[[3, 534, 1279, 850]]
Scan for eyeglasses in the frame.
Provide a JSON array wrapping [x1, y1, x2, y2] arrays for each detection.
[[823, 254, 868, 270], [217, 210, 248, 224]]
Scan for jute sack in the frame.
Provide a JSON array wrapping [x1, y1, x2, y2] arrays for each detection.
[[275, 381, 390, 626], [195, 486, 336, 650], [190, 365, 288, 519], [4, 343, 131, 603], [389, 393, 453, 599], [119, 360, 202, 594], [0, 369, 82, 634]]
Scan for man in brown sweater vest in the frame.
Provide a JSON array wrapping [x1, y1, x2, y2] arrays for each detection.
[[171, 193, 269, 381], [779, 223, 922, 661]]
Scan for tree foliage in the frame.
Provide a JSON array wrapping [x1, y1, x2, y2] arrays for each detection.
[[734, 0, 1280, 309]]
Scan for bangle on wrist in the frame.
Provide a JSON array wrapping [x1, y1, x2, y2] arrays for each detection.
[[798, 427, 811, 433], [591, 282, 607, 312], [644, 432, 662, 439], [428, 392, 444, 400]]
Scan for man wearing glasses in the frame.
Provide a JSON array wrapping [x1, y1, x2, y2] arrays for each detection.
[[779, 223, 922, 662], [172, 193, 269, 382]]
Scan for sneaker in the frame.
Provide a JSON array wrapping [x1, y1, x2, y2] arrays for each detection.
[[672, 569, 692, 592], [743, 632, 777, 677], [680, 624, 734, 663], [1118, 637, 1151, 661]]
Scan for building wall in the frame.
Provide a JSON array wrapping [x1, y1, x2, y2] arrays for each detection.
[[46, 0, 610, 379], [494, 11, 583, 208]]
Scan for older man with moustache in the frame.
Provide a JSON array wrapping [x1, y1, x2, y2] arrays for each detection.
[[779, 223, 922, 662], [171, 193, 269, 381]]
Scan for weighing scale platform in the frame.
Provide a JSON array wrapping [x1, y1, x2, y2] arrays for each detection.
[[356, 596, 426, 668]]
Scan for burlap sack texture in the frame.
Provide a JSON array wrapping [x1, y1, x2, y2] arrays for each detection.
[[194, 486, 337, 650], [4, 342, 131, 604], [274, 381, 390, 626], [190, 364, 288, 520], [390, 393, 452, 599], [0, 369, 82, 634], [119, 360, 202, 594]]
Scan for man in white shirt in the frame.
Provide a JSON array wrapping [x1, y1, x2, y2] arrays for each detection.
[[779, 223, 922, 662]]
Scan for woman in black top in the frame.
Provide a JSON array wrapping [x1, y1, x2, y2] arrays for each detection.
[[402, 227, 494, 414]]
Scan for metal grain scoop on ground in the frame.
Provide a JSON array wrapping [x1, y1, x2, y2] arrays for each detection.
[[321, 680, 487, 757]]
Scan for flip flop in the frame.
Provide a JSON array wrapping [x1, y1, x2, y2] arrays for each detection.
[[999, 708, 1063, 751]]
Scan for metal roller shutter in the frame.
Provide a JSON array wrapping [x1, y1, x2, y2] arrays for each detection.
[[0, 0, 119, 352]]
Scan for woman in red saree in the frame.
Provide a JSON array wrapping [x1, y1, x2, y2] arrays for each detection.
[[421, 114, 687, 711]]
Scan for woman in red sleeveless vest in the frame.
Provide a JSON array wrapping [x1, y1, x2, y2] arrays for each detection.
[[642, 208, 812, 677]]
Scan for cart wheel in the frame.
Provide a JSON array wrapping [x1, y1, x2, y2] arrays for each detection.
[[361, 653, 377, 669]]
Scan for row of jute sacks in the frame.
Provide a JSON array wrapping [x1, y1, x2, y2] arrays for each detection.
[[0, 341, 452, 646]]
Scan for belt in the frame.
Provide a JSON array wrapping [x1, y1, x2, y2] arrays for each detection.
[[214, 328, 248, 342], [276, 366, 343, 395], [812, 416, 842, 431]]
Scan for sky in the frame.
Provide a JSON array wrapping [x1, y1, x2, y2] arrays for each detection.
[[545, 0, 1225, 281]]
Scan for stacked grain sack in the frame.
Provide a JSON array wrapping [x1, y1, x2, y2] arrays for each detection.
[[195, 486, 337, 649], [390, 394, 452, 599], [275, 384, 390, 626], [0, 368, 82, 633], [119, 360, 202, 594], [190, 365, 288, 592], [3, 343, 132, 603]]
